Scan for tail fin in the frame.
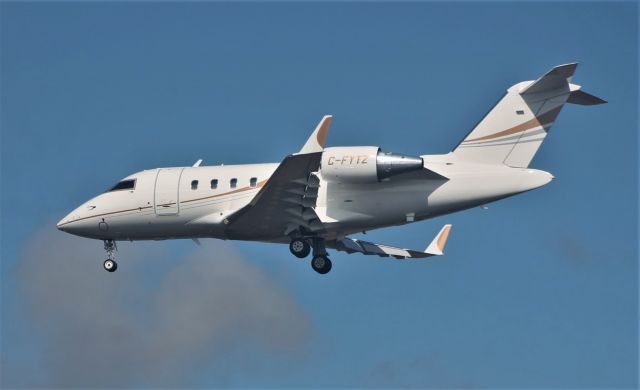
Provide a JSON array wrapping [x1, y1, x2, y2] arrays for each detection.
[[452, 63, 606, 167]]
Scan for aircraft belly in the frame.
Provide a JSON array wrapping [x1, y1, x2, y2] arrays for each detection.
[[318, 180, 438, 232]]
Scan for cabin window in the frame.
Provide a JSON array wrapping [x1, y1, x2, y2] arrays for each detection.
[[250, 177, 257, 188], [191, 180, 199, 190], [107, 179, 136, 192], [230, 178, 237, 188], [210, 179, 218, 189]]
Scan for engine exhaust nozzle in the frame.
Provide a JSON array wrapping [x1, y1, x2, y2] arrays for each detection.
[[376, 151, 424, 180]]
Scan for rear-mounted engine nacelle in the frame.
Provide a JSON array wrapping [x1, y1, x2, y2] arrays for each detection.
[[320, 146, 423, 183]]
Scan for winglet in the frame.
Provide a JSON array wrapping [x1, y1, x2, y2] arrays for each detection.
[[298, 115, 332, 154], [425, 224, 452, 256]]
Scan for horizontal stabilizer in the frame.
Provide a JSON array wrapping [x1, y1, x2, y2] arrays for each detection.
[[567, 89, 607, 105], [331, 224, 452, 259], [520, 63, 577, 96]]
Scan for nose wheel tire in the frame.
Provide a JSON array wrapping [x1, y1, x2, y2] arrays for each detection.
[[103, 259, 118, 272], [289, 239, 311, 258], [311, 256, 332, 274]]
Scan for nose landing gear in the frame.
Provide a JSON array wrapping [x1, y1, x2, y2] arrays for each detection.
[[103, 240, 118, 272], [103, 259, 118, 272]]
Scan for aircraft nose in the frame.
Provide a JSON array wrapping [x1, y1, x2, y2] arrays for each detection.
[[56, 212, 74, 231], [57, 204, 89, 234], [56, 210, 94, 237], [57, 202, 107, 239]]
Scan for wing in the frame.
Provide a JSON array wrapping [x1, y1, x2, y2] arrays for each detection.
[[224, 116, 332, 241], [329, 224, 452, 259]]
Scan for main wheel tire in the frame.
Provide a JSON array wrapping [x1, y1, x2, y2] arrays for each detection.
[[103, 259, 118, 272], [311, 256, 332, 274], [289, 239, 311, 258]]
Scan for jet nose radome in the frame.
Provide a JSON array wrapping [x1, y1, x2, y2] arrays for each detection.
[[56, 211, 75, 232], [57, 206, 94, 237]]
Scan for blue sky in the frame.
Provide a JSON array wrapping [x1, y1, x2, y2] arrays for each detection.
[[1, 2, 637, 388]]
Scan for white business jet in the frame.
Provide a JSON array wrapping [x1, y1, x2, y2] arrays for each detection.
[[57, 63, 604, 274]]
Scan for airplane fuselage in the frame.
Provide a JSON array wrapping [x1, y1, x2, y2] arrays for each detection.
[[57, 153, 552, 242]]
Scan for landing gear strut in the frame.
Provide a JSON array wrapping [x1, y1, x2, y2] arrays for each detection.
[[289, 239, 311, 258], [103, 240, 118, 272]]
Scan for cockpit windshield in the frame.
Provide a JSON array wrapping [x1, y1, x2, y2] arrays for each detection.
[[107, 179, 136, 192]]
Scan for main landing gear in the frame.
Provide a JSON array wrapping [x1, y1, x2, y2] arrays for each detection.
[[289, 239, 311, 258], [103, 239, 118, 272], [289, 237, 332, 275], [311, 255, 332, 274]]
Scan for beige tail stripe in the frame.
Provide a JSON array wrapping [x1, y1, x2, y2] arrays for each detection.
[[463, 106, 562, 143]]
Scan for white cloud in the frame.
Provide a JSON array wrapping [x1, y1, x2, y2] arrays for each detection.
[[6, 228, 310, 388]]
